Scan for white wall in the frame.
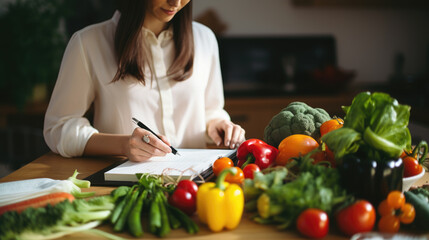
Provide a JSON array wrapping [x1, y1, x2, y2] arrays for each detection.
[[193, 0, 429, 86]]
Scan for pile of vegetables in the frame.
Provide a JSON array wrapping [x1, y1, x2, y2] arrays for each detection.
[[0, 170, 123, 239], [2, 91, 429, 239], [0, 170, 116, 240], [0, 193, 114, 240], [110, 173, 199, 238], [0, 170, 201, 239], [243, 152, 350, 230], [238, 91, 429, 237]]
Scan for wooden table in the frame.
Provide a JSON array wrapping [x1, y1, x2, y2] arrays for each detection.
[[1, 152, 429, 240]]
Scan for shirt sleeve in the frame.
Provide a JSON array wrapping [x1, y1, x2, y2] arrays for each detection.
[[43, 32, 98, 158], [204, 28, 231, 124], [202, 27, 231, 144]]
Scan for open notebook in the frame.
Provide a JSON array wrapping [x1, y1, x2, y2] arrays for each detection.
[[104, 148, 236, 182]]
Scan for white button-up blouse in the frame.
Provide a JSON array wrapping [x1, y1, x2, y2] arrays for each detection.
[[43, 11, 230, 157]]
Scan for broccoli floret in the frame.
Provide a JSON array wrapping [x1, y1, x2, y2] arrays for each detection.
[[264, 102, 331, 147], [0, 202, 67, 239]]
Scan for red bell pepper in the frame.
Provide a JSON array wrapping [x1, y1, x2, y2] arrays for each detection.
[[236, 139, 278, 170]]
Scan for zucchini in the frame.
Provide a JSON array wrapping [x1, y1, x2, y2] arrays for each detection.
[[404, 191, 429, 230]]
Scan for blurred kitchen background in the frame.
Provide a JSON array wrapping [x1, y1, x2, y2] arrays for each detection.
[[1, 0, 429, 177]]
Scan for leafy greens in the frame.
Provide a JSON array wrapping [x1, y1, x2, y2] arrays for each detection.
[[321, 91, 412, 162], [0, 196, 115, 240], [243, 152, 350, 229]]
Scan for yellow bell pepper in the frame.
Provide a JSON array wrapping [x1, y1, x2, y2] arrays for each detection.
[[197, 167, 244, 232]]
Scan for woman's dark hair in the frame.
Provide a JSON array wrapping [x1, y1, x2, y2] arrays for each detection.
[[112, 0, 194, 83]]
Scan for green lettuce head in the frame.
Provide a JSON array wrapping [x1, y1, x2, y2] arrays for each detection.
[[321, 91, 411, 162]]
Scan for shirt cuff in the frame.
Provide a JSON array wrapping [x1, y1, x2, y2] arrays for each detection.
[[56, 118, 99, 158]]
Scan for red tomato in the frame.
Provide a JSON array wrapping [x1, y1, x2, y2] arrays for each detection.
[[403, 156, 423, 178], [176, 179, 198, 198], [168, 188, 196, 215], [212, 157, 234, 176], [312, 151, 326, 165], [242, 164, 260, 179], [296, 208, 329, 238], [312, 147, 336, 168], [400, 150, 411, 159], [224, 167, 245, 184], [336, 200, 376, 236]]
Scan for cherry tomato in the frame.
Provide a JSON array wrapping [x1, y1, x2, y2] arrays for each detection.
[[312, 150, 326, 164], [400, 150, 411, 159], [212, 157, 234, 176], [276, 134, 319, 166], [386, 191, 405, 210], [320, 118, 344, 137], [377, 200, 394, 217], [224, 167, 245, 184], [399, 203, 415, 224], [312, 147, 336, 168], [324, 146, 336, 167], [336, 200, 376, 236], [176, 179, 198, 198], [377, 191, 416, 232], [378, 215, 400, 233], [402, 156, 423, 178], [168, 188, 196, 215], [296, 208, 329, 238], [242, 164, 260, 179]]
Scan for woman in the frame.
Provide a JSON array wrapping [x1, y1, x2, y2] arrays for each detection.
[[43, 0, 245, 162]]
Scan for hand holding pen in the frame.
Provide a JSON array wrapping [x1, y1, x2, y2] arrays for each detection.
[[132, 117, 180, 155], [124, 117, 179, 162]]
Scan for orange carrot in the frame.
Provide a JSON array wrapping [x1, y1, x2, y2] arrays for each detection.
[[0, 192, 75, 215]]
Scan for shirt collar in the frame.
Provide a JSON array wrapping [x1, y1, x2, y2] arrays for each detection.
[[142, 26, 173, 41], [112, 10, 120, 25]]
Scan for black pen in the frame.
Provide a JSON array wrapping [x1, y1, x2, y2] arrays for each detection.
[[132, 117, 180, 156]]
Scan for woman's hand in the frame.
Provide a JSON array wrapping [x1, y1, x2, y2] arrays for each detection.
[[125, 127, 172, 162], [207, 118, 246, 149]]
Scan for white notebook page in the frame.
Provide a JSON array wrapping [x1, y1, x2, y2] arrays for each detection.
[[104, 148, 235, 182]]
